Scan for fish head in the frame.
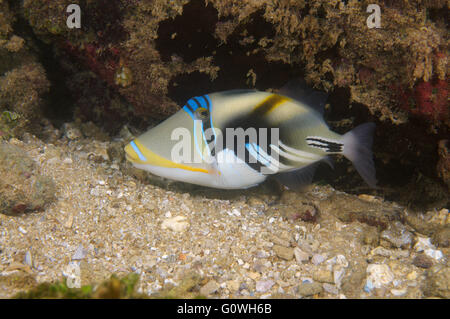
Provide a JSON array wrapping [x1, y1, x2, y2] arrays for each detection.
[[124, 95, 218, 184]]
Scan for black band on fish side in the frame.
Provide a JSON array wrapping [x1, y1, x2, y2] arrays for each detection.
[[202, 116, 215, 156], [306, 137, 343, 153]]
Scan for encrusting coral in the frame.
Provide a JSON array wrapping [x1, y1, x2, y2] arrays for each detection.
[[16, 0, 448, 125], [0, 0, 50, 139]]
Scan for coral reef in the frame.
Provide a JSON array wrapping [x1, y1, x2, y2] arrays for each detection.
[[40, 0, 449, 125], [0, 63, 50, 137], [9, 0, 447, 125], [0, 0, 50, 138]]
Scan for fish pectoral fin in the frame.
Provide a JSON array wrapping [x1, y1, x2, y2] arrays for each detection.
[[273, 162, 320, 190], [207, 156, 222, 176]]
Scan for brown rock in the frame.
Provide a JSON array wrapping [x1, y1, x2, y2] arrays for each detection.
[[312, 268, 334, 284], [432, 225, 450, 248], [380, 221, 413, 249], [0, 142, 56, 215], [412, 254, 433, 269], [272, 245, 294, 261], [363, 226, 380, 246], [423, 265, 450, 298], [297, 282, 323, 297], [199, 280, 219, 296]]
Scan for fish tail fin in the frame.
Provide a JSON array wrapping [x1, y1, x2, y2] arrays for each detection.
[[342, 123, 377, 188]]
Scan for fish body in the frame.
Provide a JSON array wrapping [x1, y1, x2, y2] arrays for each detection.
[[125, 82, 376, 189]]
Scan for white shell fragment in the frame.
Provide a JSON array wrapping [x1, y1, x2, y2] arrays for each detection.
[[161, 216, 190, 232]]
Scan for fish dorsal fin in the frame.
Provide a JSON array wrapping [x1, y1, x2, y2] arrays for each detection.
[[277, 78, 328, 115], [217, 89, 258, 96]]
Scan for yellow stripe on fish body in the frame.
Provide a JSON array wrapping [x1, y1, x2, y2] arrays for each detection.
[[125, 139, 210, 174], [252, 94, 290, 115]]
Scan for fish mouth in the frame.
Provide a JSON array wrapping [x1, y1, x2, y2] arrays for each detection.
[[124, 141, 143, 163], [125, 152, 135, 162]]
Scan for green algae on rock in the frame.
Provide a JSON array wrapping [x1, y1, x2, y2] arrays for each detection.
[[14, 273, 142, 299]]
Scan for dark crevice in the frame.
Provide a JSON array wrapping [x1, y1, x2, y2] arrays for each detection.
[[164, 2, 298, 105], [7, 7, 76, 125], [156, 0, 219, 63], [80, 0, 129, 45], [427, 7, 448, 28]]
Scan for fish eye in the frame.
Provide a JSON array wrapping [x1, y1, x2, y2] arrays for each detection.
[[195, 108, 209, 120]]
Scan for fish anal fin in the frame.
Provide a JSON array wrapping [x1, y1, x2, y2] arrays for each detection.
[[274, 162, 320, 190]]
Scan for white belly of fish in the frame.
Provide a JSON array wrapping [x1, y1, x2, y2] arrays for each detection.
[[132, 149, 266, 189], [214, 149, 267, 189]]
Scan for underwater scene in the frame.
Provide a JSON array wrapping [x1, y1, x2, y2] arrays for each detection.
[[0, 0, 448, 300]]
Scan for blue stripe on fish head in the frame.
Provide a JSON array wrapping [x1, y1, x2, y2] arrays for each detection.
[[182, 95, 217, 160]]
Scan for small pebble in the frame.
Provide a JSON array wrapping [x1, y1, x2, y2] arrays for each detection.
[[72, 244, 87, 260], [406, 271, 418, 281], [390, 288, 407, 297], [366, 264, 394, 289], [294, 247, 309, 264], [380, 221, 413, 249], [333, 268, 346, 288], [311, 254, 326, 265], [63, 262, 81, 288], [226, 280, 240, 292], [256, 280, 275, 293], [323, 283, 339, 295], [247, 271, 261, 280], [297, 282, 323, 297], [412, 254, 433, 269], [200, 280, 219, 296], [256, 250, 269, 258], [424, 248, 443, 261], [312, 269, 334, 283], [414, 237, 435, 252], [231, 208, 241, 217], [24, 251, 32, 267], [271, 235, 291, 247], [64, 213, 74, 229], [161, 216, 189, 232], [273, 245, 294, 261]]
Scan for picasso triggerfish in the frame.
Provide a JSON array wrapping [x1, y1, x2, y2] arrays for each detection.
[[125, 79, 376, 189]]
